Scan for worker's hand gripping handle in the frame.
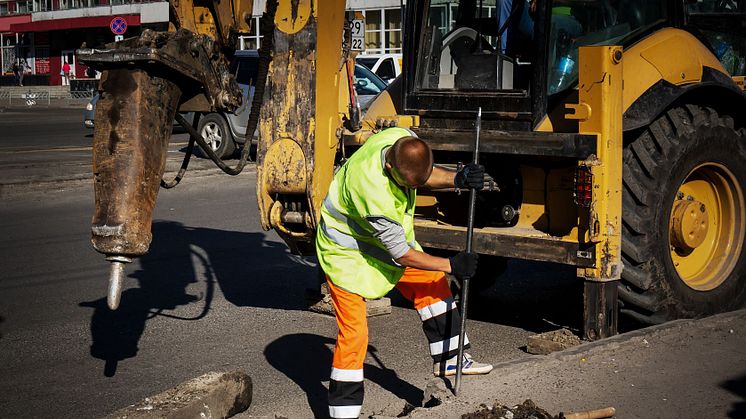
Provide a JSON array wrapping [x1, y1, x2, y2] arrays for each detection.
[[454, 107, 482, 396]]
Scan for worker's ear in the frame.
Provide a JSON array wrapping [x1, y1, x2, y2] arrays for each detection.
[[384, 162, 393, 172]]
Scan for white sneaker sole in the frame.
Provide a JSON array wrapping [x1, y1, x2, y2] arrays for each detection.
[[434, 366, 493, 377]]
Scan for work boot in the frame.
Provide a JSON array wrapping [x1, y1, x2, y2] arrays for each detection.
[[433, 352, 493, 377]]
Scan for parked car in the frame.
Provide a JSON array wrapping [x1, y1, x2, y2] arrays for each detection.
[[192, 49, 259, 159], [354, 63, 387, 110], [356, 54, 402, 84], [83, 50, 260, 160]]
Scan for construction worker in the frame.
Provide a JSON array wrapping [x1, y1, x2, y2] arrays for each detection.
[[316, 127, 493, 419]]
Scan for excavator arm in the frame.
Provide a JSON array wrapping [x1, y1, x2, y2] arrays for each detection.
[[256, 0, 349, 254]]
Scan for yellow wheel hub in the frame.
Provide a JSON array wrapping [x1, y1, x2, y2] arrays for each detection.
[[669, 163, 745, 291], [670, 199, 709, 251]]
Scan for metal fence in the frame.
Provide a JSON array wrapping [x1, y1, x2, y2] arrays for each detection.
[[0, 90, 94, 106]]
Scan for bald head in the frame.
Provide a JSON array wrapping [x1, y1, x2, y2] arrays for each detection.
[[386, 136, 434, 188]]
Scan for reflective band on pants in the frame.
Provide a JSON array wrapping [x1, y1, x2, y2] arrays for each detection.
[[329, 404, 362, 418]]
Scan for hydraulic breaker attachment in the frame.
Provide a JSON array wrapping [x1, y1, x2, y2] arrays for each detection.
[[79, 29, 244, 310], [90, 68, 181, 310]]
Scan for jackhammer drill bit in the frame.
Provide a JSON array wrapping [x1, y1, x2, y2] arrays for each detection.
[[454, 107, 481, 396], [106, 256, 131, 310]]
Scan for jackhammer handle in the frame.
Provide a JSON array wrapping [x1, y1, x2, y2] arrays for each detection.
[[562, 407, 616, 419], [454, 107, 481, 396]]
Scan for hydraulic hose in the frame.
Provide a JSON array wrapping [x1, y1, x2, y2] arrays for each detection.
[[163, 0, 277, 180]]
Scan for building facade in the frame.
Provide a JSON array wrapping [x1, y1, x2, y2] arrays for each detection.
[[0, 0, 408, 86], [241, 0, 405, 55], [0, 0, 168, 85]]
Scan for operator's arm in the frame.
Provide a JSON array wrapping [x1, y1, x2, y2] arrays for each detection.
[[423, 165, 457, 190], [366, 216, 471, 276], [424, 163, 486, 191], [395, 248, 452, 272]]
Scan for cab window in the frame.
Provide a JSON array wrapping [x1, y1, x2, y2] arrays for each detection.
[[354, 64, 387, 95], [230, 55, 259, 86], [547, 0, 667, 94], [686, 0, 746, 76], [377, 58, 397, 80]]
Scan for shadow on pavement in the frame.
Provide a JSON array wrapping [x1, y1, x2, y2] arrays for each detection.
[[722, 374, 746, 419], [264, 333, 423, 417], [80, 220, 315, 377]]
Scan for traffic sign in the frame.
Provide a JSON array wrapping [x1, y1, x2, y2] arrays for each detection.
[[110, 17, 127, 35]]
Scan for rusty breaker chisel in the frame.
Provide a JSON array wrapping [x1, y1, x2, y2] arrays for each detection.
[[454, 107, 481, 396]]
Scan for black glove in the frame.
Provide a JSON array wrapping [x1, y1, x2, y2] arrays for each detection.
[[449, 252, 479, 280], [454, 163, 485, 190]]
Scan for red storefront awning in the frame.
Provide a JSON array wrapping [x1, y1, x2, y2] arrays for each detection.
[[10, 14, 140, 33], [0, 14, 32, 33]]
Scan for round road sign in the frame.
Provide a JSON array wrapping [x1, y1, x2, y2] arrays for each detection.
[[110, 17, 127, 35]]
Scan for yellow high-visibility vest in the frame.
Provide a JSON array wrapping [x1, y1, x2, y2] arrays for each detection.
[[316, 128, 422, 299]]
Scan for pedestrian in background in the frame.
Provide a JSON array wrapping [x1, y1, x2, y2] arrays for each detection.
[[12, 61, 21, 86], [62, 61, 71, 86], [19, 59, 30, 87]]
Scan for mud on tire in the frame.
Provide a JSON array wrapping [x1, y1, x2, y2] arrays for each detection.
[[620, 105, 746, 324]]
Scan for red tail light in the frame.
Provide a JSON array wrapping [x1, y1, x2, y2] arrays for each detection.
[[574, 166, 593, 207]]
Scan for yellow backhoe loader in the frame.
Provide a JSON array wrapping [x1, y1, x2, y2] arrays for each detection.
[[81, 0, 746, 339]]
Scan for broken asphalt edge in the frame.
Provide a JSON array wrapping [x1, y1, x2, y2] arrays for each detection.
[[104, 370, 252, 419], [404, 309, 746, 418]]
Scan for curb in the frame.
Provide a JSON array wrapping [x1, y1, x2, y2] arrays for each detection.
[[404, 309, 746, 418]]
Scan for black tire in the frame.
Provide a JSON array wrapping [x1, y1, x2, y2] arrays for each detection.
[[620, 105, 746, 324], [196, 113, 235, 160]]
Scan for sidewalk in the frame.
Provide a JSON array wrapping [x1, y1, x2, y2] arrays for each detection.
[[403, 310, 746, 419]]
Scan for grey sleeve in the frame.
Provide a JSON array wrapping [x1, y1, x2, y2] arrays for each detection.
[[365, 215, 411, 260]]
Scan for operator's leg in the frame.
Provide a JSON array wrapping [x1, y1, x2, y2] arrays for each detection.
[[396, 268, 492, 376], [395, 269, 468, 361], [327, 278, 367, 418]]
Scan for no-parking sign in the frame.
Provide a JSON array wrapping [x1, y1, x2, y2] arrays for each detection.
[[110, 17, 127, 35]]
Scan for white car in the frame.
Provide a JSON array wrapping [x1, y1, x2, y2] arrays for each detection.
[[356, 54, 402, 84]]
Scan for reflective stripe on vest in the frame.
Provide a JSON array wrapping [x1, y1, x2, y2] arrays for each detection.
[[319, 219, 401, 269], [323, 196, 417, 251]]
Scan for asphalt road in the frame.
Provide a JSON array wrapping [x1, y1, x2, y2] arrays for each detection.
[[0, 107, 585, 417], [3, 106, 741, 418], [0, 107, 209, 192], [0, 106, 90, 149], [0, 170, 586, 418]]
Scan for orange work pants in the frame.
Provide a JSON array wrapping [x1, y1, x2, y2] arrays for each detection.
[[326, 267, 468, 418]]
